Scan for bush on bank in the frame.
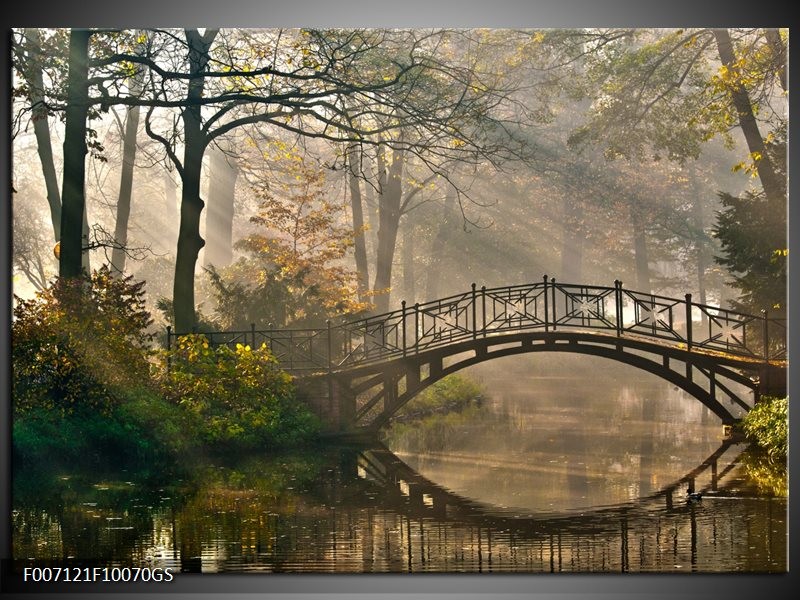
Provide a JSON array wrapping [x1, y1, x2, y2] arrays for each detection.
[[161, 334, 319, 449], [11, 270, 185, 466], [391, 374, 486, 422], [12, 273, 319, 467], [384, 374, 487, 451], [741, 396, 788, 461]]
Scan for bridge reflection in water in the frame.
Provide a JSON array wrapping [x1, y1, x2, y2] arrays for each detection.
[[351, 441, 743, 522], [216, 442, 784, 573]]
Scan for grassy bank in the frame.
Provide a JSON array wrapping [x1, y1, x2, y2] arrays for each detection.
[[738, 396, 788, 496]]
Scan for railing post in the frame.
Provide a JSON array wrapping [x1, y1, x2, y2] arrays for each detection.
[[762, 309, 769, 363], [543, 275, 549, 332], [471, 283, 477, 339], [685, 294, 693, 352], [550, 277, 557, 330], [402, 300, 407, 357], [481, 285, 487, 337], [166, 325, 172, 373], [614, 280, 622, 337], [251, 322, 256, 349]]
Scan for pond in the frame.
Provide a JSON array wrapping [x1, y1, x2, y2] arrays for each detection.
[[12, 356, 786, 573]]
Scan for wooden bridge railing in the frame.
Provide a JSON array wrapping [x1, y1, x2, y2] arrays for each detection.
[[166, 277, 787, 374]]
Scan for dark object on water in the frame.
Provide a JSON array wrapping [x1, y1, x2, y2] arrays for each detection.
[[686, 488, 703, 503]]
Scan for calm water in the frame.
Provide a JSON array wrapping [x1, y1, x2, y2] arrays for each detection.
[[12, 356, 787, 573]]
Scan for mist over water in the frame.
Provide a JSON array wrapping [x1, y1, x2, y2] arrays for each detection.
[[386, 354, 732, 515], [12, 354, 786, 573]]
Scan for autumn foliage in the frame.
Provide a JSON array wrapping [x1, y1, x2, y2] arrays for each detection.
[[208, 157, 370, 330]]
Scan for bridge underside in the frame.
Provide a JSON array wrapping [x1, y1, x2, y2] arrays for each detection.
[[297, 331, 783, 435]]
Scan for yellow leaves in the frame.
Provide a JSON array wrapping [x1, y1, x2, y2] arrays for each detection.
[[731, 151, 765, 178]]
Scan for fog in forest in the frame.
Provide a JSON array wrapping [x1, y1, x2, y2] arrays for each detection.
[[11, 27, 787, 369]]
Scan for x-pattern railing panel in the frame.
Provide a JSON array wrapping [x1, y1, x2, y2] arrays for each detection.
[[204, 330, 251, 347], [621, 290, 686, 343], [552, 283, 617, 331], [260, 328, 330, 371], [483, 283, 547, 333], [692, 304, 759, 358], [767, 318, 788, 360], [415, 292, 474, 351], [333, 305, 411, 368]]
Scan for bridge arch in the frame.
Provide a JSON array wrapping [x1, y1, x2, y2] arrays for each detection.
[[179, 279, 785, 434], [331, 331, 761, 432]]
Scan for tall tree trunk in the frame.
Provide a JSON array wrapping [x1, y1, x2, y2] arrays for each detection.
[[560, 194, 584, 282], [690, 178, 709, 329], [173, 29, 216, 332], [203, 146, 237, 269], [347, 143, 369, 300], [110, 103, 141, 275], [425, 184, 456, 301], [22, 28, 61, 243], [689, 173, 708, 307], [713, 29, 784, 203], [372, 145, 404, 314], [59, 28, 90, 279], [629, 201, 650, 292], [110, 37, 145, 276], [363, 173, 379, 258]]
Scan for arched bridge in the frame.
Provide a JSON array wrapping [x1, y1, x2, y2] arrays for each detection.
[[167, 277, 787, 434]]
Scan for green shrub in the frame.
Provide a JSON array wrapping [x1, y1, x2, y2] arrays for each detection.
[[393, 374, 486, 421], [11, 271, 198, 467], [385, 374, 487, 451], [12, 269, 154, 417], [741, 396, 787, 461], [161, 334, 320, 449]]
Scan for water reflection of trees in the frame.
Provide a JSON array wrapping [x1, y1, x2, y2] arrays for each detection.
[[12, 443, 786, 573]]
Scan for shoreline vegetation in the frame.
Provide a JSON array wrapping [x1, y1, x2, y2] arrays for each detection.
[[12, 272, 320, 472], [738, 396, 788, 496]]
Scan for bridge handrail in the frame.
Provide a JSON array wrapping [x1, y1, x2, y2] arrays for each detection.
[[165, 277, 786, 372]]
